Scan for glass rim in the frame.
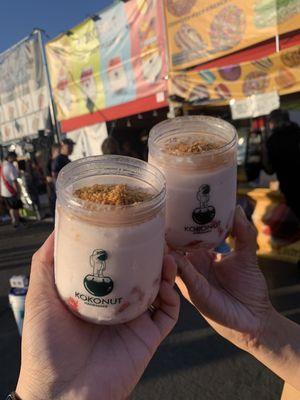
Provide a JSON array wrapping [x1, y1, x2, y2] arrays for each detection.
[[148, 116, 237, 159], [56, 155, 166, 224]]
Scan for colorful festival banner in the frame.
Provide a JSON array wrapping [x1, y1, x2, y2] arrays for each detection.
[[46, 0, 167, 127], [46, 20, 105, 122], [169, 44, 300, 104], [254, 0, 300, 35], [165, 0, 300, 70], [0, 33, 50, 144], [126, 0, 167, 99], [93, 2, 136, 108]]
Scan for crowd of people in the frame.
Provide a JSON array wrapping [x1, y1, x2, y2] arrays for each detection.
[[1, 109, 299, 228], [0, 129, 148, 227], [0, 138, 75, 226]]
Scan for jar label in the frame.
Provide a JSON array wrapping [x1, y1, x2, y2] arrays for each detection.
[[185, 184, 221, 235], [67, 249, 125, 314], [83, 249, 114, 297]]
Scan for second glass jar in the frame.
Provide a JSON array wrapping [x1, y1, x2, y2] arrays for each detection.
[[148, 116, 237, 251]]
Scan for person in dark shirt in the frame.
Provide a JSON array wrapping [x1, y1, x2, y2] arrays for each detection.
[[46, 143, 61, 216], [101, 136, 121, 155], [46, 144, 61, 179], [266, 109, 300, 219], [52, 138, 75, 182]]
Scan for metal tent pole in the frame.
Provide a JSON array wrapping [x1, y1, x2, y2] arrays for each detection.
[[34, 29, 61, 143]]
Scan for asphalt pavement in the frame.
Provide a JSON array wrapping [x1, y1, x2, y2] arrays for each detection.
[[1, 221, 299, 399]]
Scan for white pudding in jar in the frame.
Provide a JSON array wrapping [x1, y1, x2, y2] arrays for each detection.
[[148, 116, 237, 251], [54, 156, 165, 325]]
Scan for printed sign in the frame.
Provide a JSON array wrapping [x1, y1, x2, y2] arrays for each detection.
[[0, 33, 50, 144], [230, 91, 280, 119], [252, 91, 280, 117], [230, 98, 254, 120]]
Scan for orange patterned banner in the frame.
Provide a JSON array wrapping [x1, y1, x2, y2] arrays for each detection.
[[165, 0, 300, 70], [169, 45, 300, 103]]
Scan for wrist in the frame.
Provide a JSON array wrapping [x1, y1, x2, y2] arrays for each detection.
[[6, 393, 22, 400], [16, 373, 47, 400], [248, 307, 281, 356], [248, 307, 300, 388]]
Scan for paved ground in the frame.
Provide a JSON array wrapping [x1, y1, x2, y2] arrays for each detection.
[[0, 221, 299, 399]]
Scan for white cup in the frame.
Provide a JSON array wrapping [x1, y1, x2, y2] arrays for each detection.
[[9, 288, 27, 335]]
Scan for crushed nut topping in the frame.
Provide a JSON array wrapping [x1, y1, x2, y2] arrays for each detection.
[[74, 184, 153, 206], [164, 139, 222, 155]]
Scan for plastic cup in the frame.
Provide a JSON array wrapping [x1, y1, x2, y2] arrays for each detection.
[[9, 288, 27, 335]]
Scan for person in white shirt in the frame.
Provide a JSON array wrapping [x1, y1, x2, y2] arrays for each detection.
[[0, 151, 22, 227]]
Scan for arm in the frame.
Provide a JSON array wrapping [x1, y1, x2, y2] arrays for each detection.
[[174, 206, 300, 391], [51, 158, 59, 183], [11, 179, 19, 194], [11, 165, 20, 196], [252, 310, 300, 391], [51, 171, 58, 183]]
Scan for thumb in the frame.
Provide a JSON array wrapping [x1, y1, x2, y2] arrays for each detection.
[[172, 252, 210, 308], [28, 232, 56, 298], [232, 206, 257, 256]]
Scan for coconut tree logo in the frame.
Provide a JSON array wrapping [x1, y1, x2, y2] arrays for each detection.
[[192, 184, 216, 225], [84, 250, 114, 297]]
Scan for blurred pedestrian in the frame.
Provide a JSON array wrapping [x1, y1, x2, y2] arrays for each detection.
[[121, 140, 139, 159], [245, 129, 262, 185], [101, 136, 121, 155], [26, 156, 47, 219], [0, 151, 23, 227], [46, 143, 61, 216], [139, 129, 149, 161], [266, 109, 300, 219], [52, 138, 75, 182]]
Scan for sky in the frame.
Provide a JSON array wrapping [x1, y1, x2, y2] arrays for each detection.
[[0, 0, 112, 53]]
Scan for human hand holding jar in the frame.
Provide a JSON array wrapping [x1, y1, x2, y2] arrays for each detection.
[[16, 232, 180, 400]]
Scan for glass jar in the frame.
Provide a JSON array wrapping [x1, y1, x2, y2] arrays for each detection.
[[148, 116, 237, 251], [55, 155, 166, 324]]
